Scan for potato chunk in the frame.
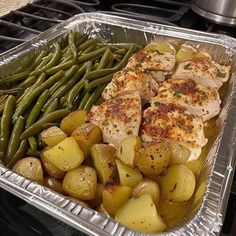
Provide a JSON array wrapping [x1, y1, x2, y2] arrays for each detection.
[[44, 176, 64, 194], [117, 136, 142, 167], [62, 165, 97, 200], [135, 142, 171, 176], [40, 126, 67, 147], [60, 110, 87, 136], [102, 183, 132, 215], [43, 137, 84, 171], [91, 144, 118, 185], [41, 149, 65, 179], [115, 194, 167, 233], [160, 165, 196, 203], [116, 159, 143, 188], [13, 157, 44, 184], [72, 123, 102, 158], [131, 178, 160, 205]]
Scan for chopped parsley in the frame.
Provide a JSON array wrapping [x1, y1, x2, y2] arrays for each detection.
[[173, 91, 182, 97], [183, 63, 191, 70], [156, 50, 164, 55], [216, 69, 226, 78]]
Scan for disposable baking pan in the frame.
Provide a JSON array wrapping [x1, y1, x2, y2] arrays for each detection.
[[1, 12, 236, 236]]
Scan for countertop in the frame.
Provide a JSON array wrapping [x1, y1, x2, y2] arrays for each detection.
[[0, 0, 34, 16]]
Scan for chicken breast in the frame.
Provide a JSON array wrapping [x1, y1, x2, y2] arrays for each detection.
[[152, 78, 221, 121], [173, 57, 231, 89], [141, 102, 207, 161], [126, 47, 176, 72], [87, 92, 141, 146], [102, 68, 159, 102]]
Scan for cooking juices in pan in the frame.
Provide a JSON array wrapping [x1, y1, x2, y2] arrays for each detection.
[[0, 30, 231, 233]]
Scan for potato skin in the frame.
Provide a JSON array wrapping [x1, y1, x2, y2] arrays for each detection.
[[91, 144, 118, 185], [44, 176, 64, 194], [72, 123, 102, 158], [41, 149, 65, 179], [13, 157, 44, 184], [62, 165, 97, 200], [160, 164, 196, 203], [135, 142, 171, 176]]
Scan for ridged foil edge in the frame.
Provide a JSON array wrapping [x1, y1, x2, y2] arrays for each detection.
[[1, 13, 236, 236]]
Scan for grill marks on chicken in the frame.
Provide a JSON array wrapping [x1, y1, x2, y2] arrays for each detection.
[[152, 78, 221, 121]]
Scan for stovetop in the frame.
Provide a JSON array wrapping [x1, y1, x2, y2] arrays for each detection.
[[0, 0, 236, 235]]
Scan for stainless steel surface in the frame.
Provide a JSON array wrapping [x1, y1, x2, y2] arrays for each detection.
[[191, 0, 236, 26], [1, 12, 236, 236]]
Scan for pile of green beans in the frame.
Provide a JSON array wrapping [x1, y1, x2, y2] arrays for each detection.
[[0, 31, 140, 168]]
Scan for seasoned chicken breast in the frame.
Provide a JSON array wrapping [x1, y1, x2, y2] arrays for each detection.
[[141, 102, 207, 161], [173, 57, 230, 89], [87, 92, 141, 146], [126, 44, 176, 72], [102, 68, 159, 102], [152, 78, 221, 121]]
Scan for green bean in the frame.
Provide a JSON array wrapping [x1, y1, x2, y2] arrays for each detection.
[[0, 71, 31, 85], [97, 48, 112, 69], [42, 98, 58, 117], [78, 92, 91, 109], [79, 38, 99, 51], [92, 62, 99, 70], [26, 149, 40, 157], [20, 109, 70, 139], [0, 95, 16, 158], [66, 80, 85, 110], [82, 45, 96, 54], [16, 75, 37, 89], [97, 43, 135, 49], [83, 84, 107, 111], [68, 32, 77, 63], [13, 71, 64, 122], [6, 139, 27, 168], [4, 116, 24, 164], [75, 34, 88, 47], [28, 136, 37, 151], [95, 96, 104, 105], [45, 60, 74, 76], [31, 43, 61, 76], [43, 64, 86, 111], [114, 48, 128, 55], [85, 73, 114, 92], [26, 89, 50, 129], [77, 47, 108, 64], [35, 52, 53, 70], [49, 65, 78, 95], [42, 122, 60, 129], [107, 55, 114, 68], [86, 61, 93, 73], [0, 88, 23, 95], [35, 50, 48, 66], [17, 73, 46, 104], [84, 44, 136, 80]]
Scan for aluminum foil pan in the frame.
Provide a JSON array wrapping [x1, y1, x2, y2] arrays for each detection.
[[1, 13, 236, 236]]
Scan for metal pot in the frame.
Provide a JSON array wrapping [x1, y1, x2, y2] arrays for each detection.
[[191, 0, 236, 26]]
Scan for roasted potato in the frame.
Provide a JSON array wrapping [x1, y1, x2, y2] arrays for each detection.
[[116, 159, 143, 188], [91, 144, 118, 185], [117, 136, 142, 167], [41, 149, 65, 179], [13, 157, 44, 184], [60, 110, 87, 136], [144, 43, 175, 54], [40, 126, 67, 147], [160, 165, 196, 203], [135, 142, 171, 176], [44, 176, 64, 194], [131, 178, 160, 206], [102, 183, 132, 215], [176, 45, 196, 63], [43, 137, 84, 172], [88, 183, 104, 208], [62, 165, 97, 200], [115, 194, 167, 233], [72, 123, 102, 158], [168, 140, 190, 165]]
